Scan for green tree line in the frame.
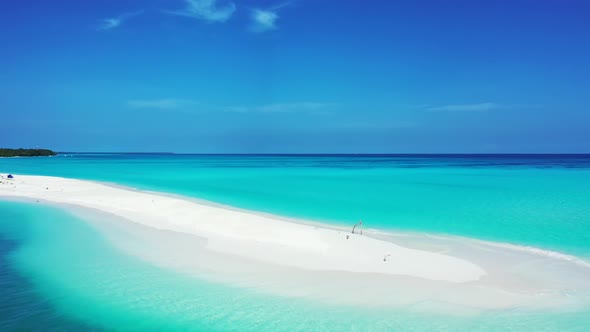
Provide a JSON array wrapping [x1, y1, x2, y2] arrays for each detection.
[[0, 148, 57, 157]]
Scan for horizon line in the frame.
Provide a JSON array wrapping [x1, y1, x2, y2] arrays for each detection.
[[56, 152, 590, 156]]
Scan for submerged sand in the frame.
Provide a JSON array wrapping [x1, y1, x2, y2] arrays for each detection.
[[1, 175, 590, 312]]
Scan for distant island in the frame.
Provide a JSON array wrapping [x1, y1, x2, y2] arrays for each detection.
[[0, 148, 57, 157]]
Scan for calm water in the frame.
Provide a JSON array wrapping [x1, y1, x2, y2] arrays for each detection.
[[1, 154, 590, 331]]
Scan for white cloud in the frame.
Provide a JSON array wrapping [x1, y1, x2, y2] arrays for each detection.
[[426, 102, 499, 112], [251, 9, 279, 32], [98, 18, 122, 30], [127, 99, 333, 114], [258, 102, 331, 113], [227, 102, 334, 113], [97, 11, 143, 31], [335, 121, 417, 130], [250, 2, 291, 32], [167, 0, 236, 23], [127, 99, 199, 110]]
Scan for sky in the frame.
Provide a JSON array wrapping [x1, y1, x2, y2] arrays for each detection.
[[1, 0, 589, 153]]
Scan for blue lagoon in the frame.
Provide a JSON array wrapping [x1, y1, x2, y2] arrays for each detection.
[[1, 154, 590, 331]]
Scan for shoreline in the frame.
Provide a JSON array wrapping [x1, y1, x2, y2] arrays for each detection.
[[1, 174, 590, 311], [0, 175, 486, 283], [81, 179, 590, 270]]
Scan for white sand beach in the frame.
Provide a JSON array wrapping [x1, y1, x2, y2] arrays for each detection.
[[0, 175, 485, 281], [2, 175, 590, 312]]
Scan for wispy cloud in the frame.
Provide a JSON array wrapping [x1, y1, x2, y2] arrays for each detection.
[[250, 2, 291, 32], [127, 99, 333, 114], [167, 0, 236, 23], [226, 102, 334, 113], [127, 99, 199, 110], [98, 18, 121, 30], [97, 11, 143, 31], [425, 102, 500, 112], [424, 102, 542, 112], [335, 121, 417, 130]]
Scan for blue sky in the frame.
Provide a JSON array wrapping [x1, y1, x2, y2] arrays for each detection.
[[1, 0, 589, 153]]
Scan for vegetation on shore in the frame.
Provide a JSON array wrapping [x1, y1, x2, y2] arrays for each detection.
[[0, 148, 57, 157]]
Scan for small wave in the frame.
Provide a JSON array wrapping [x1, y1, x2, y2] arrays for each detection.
[[365, 228, 590, 268], [482, 241, 590, 268]]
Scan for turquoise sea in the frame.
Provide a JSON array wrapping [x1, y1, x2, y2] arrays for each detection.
[[1, 154, 590, 331]]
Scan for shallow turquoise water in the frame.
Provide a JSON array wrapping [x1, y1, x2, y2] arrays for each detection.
[[2, 154, 590, 255], [1, 201, 590, 331], [1, 154, 590, 330]]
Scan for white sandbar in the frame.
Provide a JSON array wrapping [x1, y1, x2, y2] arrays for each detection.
[[2, 174, 590, 312], [0, 175, 484, 282]]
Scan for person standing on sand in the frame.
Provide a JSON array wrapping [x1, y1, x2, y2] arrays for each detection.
[[352, 220, 363, 235]]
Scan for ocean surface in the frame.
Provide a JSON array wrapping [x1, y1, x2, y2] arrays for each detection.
[[1, 154, 590, 331]]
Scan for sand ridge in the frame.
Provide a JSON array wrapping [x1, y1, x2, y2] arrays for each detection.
[[3, 174, 590, 312], [0, 175, 485, 283]]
